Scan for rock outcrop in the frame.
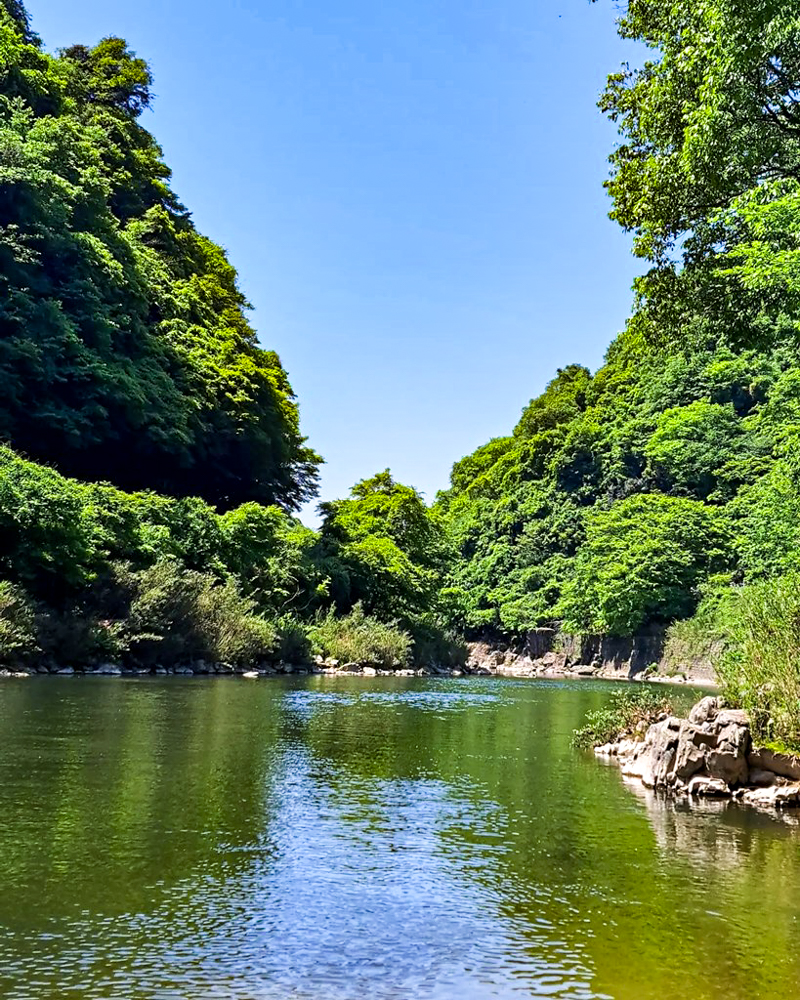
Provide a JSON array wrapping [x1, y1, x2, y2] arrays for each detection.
[[467, 629, 716, 685], [596, 696, 800, 811]]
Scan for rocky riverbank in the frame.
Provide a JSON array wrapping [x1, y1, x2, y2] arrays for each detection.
[[0, 642, 718, 683], [596, 696, 800, 810], [466, 636, 716, 687], [0, 657, 470, 680]]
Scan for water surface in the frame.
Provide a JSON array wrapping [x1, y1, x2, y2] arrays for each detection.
[[0, 676, 796, 999]]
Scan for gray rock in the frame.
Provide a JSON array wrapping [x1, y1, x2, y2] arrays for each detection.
[[56, 667, 75, 676], [748, 768, 779, 788], [96, 664, 122, 676], [639, 719, 680, 787], [688, 696, 720, 726], [688, 775, 731, 798], [717, 721, 750, 750], [673, 725, 708, 781], [748, 747, 800, 782], [706, 748, 749, 786], [740, 783, 800, 808], [715, 708, 751, 729]]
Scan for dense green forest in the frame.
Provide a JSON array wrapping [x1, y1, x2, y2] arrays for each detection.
[[4, 0, 800, 739], [0, 0, 318, 510], [436, 0, 800, 742]]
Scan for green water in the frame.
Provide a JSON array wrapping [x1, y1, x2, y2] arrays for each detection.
[[0, 675, 797, 999]]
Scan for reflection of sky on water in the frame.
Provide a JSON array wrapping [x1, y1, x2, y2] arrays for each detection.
[[0, 739, 606, 1000], [0, 677, 798, 1000], [281, 687, 503, 721]]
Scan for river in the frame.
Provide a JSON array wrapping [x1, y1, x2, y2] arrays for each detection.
[[0, 675, 796, 999]]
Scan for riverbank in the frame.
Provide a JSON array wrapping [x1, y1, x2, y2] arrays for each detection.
[[0, 658, 469, 680], [466, 637, 717, 688], [595, 695, 800, 811], [0, 640, 720, 684]]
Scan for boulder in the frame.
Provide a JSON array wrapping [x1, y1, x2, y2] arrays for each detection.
[[706, 748, 749, 786], [748, 768, 780, 788], [748, 747, 800, 782], [740, 784, 800, 808], [620, 752, 649, 780], [673, 740, 706, 781], [673, 727, 708, 781], [715, 709, 751, 728], [688, 696, 720, 726], [616, 739, 639, 759], [96, 664, 122, 676], [688, 775, 731, 798], [640, 718, 681, 787], [708, 714, 751, 785]]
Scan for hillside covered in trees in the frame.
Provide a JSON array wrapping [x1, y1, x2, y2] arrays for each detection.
[[0, 1, 460, 671], [436, 0, 800, 743], [0, 0, 318, 510]]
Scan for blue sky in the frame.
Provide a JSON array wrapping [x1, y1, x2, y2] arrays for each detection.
[[28, 0, 640, 521]]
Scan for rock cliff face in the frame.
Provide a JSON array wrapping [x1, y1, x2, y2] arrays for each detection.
[[597, 696, 800, 810], [468, 628, 716, 685]]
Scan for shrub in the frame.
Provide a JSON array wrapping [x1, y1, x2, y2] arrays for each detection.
[[408, 614, 468, 668], [271, 614, 313, 664], [716, 573, 800, 750], [35, 611, 128, 667], [123, 559, 208, 665], [195, 578, 277, 665], [0, 582, 38, 665], [310, 603, 411, 667], [123, 560, 275, 666], [572, 686, 673, 750]]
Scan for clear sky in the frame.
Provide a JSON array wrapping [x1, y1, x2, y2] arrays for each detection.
[[27, 0, 640, 522]]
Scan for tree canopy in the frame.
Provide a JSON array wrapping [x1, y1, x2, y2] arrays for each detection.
[[0, 5, 319, 510]]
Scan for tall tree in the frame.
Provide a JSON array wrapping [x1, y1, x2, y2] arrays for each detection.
[[600, 0, 800, 261]]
